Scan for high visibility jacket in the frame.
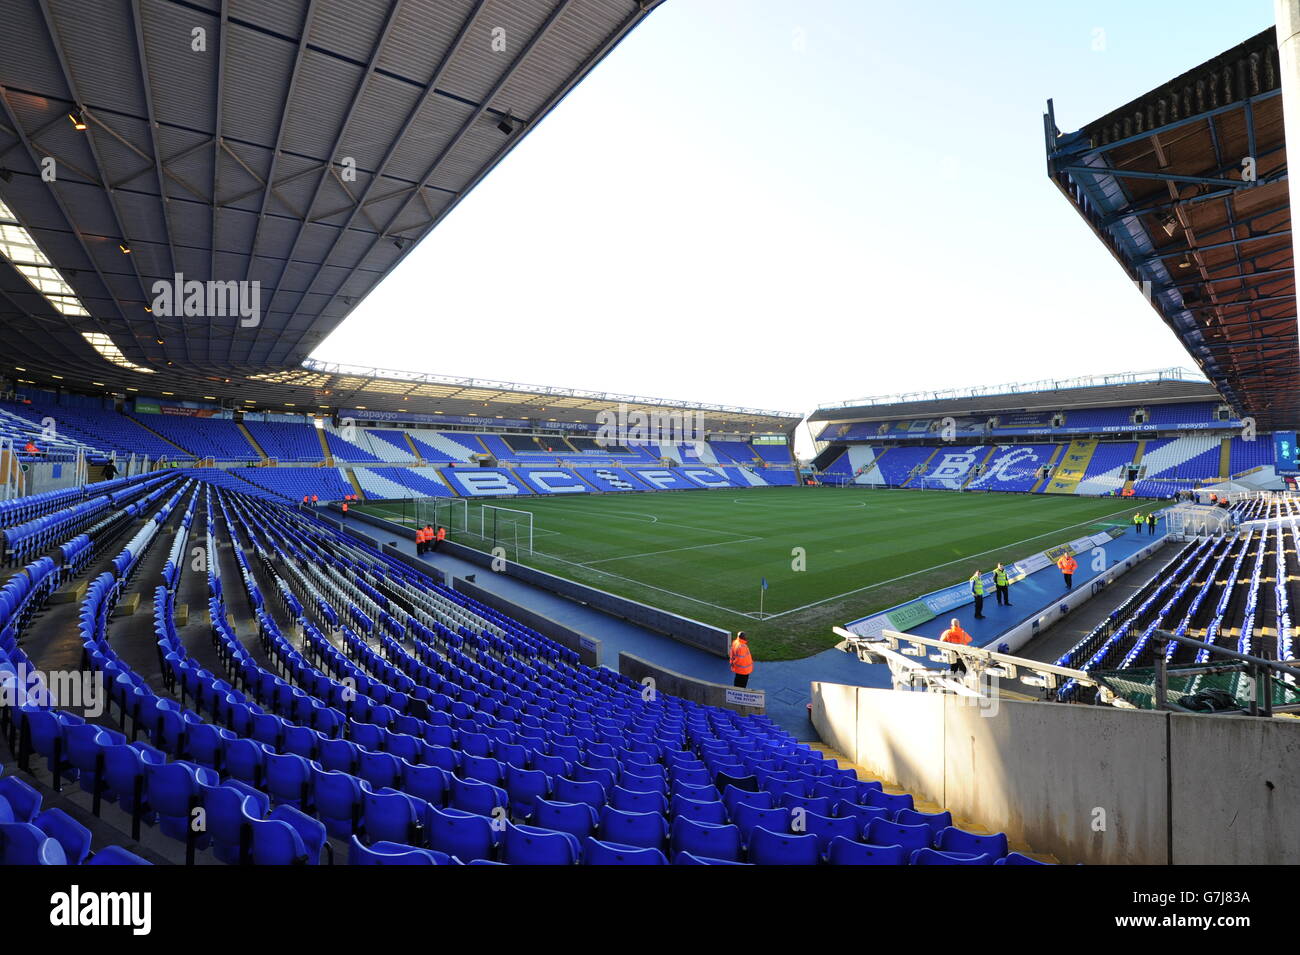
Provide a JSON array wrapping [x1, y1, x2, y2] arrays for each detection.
[[994, 568, 1009, 586], [1057, 555, 1078, 574], [941, 626, 972, 646], [23, 442, 37, 453], [1133, 514, 1143, 524], [969, 575, 984, 596], [416, 528, 427, 543], [341, 503, 349, 513], [436, 528, 446, 541], [730, 638, 753, 675]]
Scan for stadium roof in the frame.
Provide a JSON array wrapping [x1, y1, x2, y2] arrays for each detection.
[[1044, 27, 1297, 431], [276, 359, 804, 431], [809, 367, 1224, 423], [0, 0, 664, 403]]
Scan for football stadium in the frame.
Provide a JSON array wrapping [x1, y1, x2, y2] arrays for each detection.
[[0, 0, 1297, 910]]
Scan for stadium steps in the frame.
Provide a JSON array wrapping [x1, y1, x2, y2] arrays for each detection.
[[1030, 444, 1065, 493], [344, 467, 366, 500], [802, 744, 1059, 862], [811, 444, 845, 471], [315, 425, 333, 465], [899, 447, 939, 487], [126, 415, 198, 459], [959, 447, 998, 489], [1043, 439, 1097, 494], [1219, 437, 1233, 480], [1120, 439, 1148, 495], [236, 420, 268, 462]]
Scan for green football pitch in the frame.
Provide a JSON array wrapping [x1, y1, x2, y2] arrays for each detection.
[[357, 487, 1148, 660]]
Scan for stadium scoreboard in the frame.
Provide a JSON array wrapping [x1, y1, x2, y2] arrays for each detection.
[[1274, 432, 1299, 476]]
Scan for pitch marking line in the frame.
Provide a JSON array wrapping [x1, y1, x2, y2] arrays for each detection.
[[521, 548, 754, 618], [757, 503, 1151, 620], [581, 536, 764, 566], [514, 500, 749, 538]]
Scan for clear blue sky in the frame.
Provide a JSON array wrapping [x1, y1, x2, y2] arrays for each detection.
[[313, 0, 1276, 418]]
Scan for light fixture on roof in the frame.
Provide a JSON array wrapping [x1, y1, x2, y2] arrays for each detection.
[[496, 113, 515, 135], [68, 110, 87, 131], [1178, 256, 1192, 270], [118, 243, 131, 254], [0, 197, 89, 316], [1160, 213, 1179, 237], [393, 237, 406, 250], [82, 332, 154, 374]]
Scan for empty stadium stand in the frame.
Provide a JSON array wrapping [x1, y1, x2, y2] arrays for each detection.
[[1, 471, 1022, 866]]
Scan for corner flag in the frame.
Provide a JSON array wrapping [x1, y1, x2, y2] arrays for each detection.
[[761, 577, 768, 591]]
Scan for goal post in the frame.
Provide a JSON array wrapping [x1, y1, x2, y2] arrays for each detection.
[[415, 497, 468, 535], [478, 504, 534, 557]]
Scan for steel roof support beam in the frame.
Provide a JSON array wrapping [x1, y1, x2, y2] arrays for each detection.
[[34, 0, 166, 348], [1141, 230, 1291, 264], [246, 0, 408, 361], [1048, 89, 1282, 163], [129, 0, 188, 364], [0, 87, 143, 360], [243, 0, 318, 285], [280, 0, 664, 364], [208, 0, 229, 362], [1060, 165, 1250, 191]]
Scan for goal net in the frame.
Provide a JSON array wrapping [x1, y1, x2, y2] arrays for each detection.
[[477, 504, 534, 557], [414, 497, 468, 535]]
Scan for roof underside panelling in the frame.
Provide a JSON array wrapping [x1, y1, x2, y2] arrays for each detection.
[[0, 0, 661, 407], [1047, 28, 1298, 430]]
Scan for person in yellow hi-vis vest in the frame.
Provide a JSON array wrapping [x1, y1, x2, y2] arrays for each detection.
[[1132, 512, 1144, 535], [729, 631, 754, 688], [993, 563, 1011, 607], [969, 571, 986, 620]]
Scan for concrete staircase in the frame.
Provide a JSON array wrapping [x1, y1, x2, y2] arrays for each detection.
[[1029, 444, 1065, 493], [1044, 439, 1098, 494], [315, 425, 333, 465], [960, 446, 998, 489], [900, 447, 940, 488], [236, 421, 268, 462], [1120, 439, 1148, 495]]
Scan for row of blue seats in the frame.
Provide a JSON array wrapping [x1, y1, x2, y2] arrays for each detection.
[[0, 759, 150, 865], [10, 473, 1020, 865]]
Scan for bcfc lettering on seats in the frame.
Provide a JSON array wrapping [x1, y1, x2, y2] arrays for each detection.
[[595, 469, 635, 490]]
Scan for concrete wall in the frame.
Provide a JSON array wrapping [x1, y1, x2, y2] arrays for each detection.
[[434, 540, 732, 658], [812, 683, 1300, 864], [620, 652, 765, 716], [1169, 712, 1300, 865]]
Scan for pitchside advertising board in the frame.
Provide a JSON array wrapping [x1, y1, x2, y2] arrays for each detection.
[[844, 532, 1116, 640], [1275, 432, 1299, 475]]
